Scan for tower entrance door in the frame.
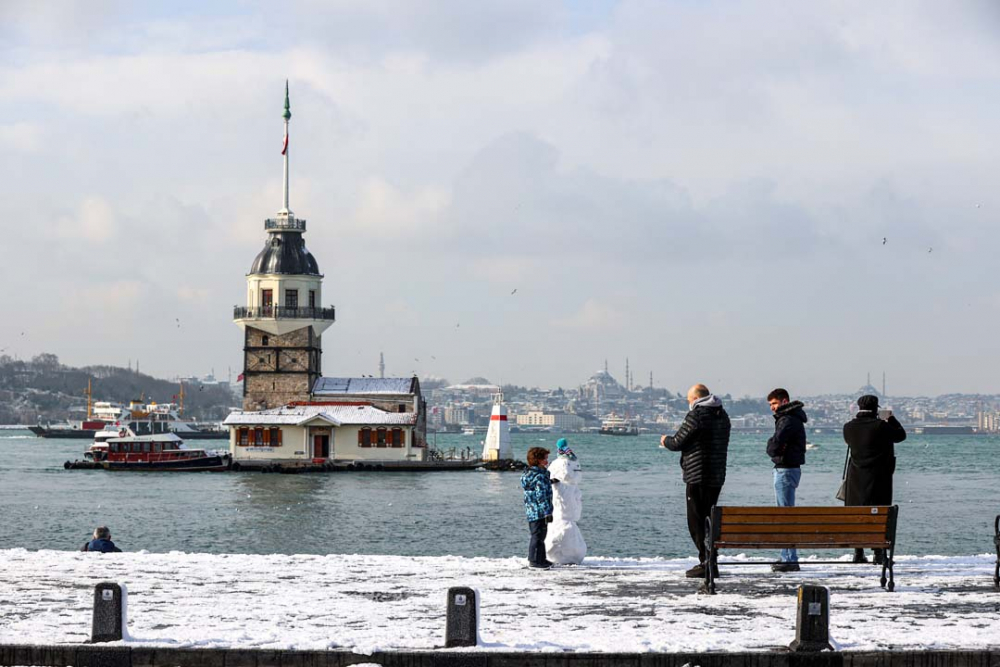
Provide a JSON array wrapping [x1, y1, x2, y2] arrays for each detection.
[[312, 431, 331, 459]]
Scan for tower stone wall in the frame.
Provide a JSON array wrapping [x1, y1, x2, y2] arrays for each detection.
[[242, 325, 322, 410]]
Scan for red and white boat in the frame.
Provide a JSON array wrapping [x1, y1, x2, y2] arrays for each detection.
[[85, 427, 229, 472]]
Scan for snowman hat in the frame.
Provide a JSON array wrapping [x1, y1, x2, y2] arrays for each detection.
[[556, 438, 577, 460]]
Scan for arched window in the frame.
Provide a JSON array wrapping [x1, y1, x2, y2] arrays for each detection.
[[358, 428, 372, 448], [376, 428, 387, 447]]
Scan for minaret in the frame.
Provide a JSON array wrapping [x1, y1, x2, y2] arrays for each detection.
[[234, 82, 336, 410], [379, 352, 385, 379]]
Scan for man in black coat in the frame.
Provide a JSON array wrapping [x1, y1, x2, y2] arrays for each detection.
[[843, 394, 906, 563], [765, 388, 808, 572], [660, 383, 731, 578]]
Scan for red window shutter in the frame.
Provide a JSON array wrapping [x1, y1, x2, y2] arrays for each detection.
[[358, 430, 364, 445], [263, 428, 271, 445], [277, 429, 283, 445]]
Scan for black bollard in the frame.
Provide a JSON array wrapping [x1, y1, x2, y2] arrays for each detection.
[[91, 582, 125, 643], [445, 586, 478, 648], [789, 585, 832, 652]]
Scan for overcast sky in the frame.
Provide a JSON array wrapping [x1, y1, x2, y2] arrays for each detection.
[[1, 1, 998, 397]]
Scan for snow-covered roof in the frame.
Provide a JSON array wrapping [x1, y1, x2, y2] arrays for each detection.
[[312, 377, 417, 396], [224, 404, 417, 427]]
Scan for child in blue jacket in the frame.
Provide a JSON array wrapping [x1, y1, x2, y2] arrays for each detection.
[[520, 447, 554, 569]]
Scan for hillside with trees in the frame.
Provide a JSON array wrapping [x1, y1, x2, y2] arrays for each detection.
[[0, 354, 238, 424]]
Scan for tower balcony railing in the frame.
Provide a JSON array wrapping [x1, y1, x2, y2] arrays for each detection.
[[234, 306, 336, 321], [264, 217, 307, 232]]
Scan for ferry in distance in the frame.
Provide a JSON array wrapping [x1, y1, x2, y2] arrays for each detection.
[[31, 382, 225, 440], [599, 415, 639, 436]]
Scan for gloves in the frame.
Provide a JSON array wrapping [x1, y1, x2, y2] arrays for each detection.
[[545, 515, 553, 524]]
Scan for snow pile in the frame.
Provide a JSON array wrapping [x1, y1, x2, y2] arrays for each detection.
[[0, 549, 998, 652]]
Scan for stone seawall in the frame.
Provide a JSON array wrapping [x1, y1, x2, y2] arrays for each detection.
[[2, 646, 1000, 667]]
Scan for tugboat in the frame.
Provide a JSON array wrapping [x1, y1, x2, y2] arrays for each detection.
[[599, 415, 639, 436], [80, 426, 229, 472]]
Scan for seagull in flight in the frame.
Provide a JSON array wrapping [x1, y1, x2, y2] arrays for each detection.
[[882, 237, 887, 245], [511, 288, 518, 295], [928, 247, 933, 253]]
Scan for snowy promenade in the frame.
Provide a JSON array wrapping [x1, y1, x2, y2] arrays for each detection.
[[1, 549, 998, 653]]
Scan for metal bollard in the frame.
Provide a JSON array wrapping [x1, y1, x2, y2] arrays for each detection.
[[91, 582, 126, 643], [445, 586, 478, 648], [789, 584, 832, 652]]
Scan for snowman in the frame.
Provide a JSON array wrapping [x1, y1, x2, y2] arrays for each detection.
[[545, 438, 587, 565]]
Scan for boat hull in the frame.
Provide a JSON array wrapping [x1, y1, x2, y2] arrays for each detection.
[[598, 429, 639, 436], [29, 426, 101, 438], [101, 455, 230, 472]]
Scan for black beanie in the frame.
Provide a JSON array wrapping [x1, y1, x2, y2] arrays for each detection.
[[858, 395, 879, 411]]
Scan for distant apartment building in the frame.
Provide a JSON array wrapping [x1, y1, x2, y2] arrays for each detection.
[[977, 410, 1000, 433], [515, 411, 585, 430], [443, 406, 474, 425]]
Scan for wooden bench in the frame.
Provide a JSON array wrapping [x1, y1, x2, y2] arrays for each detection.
[[704, 505, 899, 594]]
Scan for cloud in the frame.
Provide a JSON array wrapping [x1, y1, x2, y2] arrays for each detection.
[[552, 299, 623, 331], [52, 196, 117, 243], [0, 122, 42, 152], [345, 177, 450, 240]]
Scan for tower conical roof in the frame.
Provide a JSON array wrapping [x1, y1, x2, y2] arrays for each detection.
[[249, 234, 320, 275]]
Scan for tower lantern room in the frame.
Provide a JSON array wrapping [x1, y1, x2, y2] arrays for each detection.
[[234, 82, 335, 410]]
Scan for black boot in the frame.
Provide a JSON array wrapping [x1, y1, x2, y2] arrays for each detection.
[[873, 549, 885, 565], [853, 548, 868, 564]]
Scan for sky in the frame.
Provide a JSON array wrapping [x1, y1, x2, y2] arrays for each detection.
[[1, 0, 999, 397]]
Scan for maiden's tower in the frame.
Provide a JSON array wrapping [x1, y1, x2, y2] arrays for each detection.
[[225, 83, 430, 468], [234, 83, 335, 410]]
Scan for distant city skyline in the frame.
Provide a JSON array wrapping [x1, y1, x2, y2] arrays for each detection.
[[2, 2, 999, 396]]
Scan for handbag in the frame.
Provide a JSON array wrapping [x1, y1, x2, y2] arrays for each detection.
[[835, 449, 850, 502]]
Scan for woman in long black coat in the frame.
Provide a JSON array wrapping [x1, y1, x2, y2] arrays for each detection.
[[843, 394, 906, 562]]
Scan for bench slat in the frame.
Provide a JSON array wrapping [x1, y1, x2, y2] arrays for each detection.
[[716, 540, 891, 549], [720, 514, 889, 526], [721, 506, 892, 516], [720, 523, 888, 535], [717, 532, 890, 545]]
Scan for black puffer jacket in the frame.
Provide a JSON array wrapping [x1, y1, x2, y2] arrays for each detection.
[[766, 400, 807, 468], [663, 395, 731, 486]]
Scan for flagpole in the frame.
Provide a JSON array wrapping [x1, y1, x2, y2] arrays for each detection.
[[282, 80, 291, 213]]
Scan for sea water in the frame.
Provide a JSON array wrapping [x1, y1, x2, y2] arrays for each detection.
[[1, 429, 996, 557]]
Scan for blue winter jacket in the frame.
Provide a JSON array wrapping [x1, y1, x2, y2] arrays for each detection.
[[84, 538, 122, 553], [520, 466, 553, 522]]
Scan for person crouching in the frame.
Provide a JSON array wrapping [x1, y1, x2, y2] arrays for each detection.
[[81, 526, 122, 553], [520, 447, 554, 569]]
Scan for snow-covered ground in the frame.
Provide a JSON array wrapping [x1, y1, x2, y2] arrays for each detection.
[[1, 549, 998, 653]]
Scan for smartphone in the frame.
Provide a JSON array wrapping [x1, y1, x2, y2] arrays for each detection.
[[878, 408, 893, 420]]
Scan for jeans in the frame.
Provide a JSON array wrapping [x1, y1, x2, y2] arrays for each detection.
[[774, 467, 801, 562], [528, 519, 548, 565], [686, 483, 723, 563]]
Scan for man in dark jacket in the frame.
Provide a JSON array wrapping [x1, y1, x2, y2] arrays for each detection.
[[843, 394, 906, 563], [765, 388, 808, 572], [81, 526, 122, 553], [660, 384, 731, 578]]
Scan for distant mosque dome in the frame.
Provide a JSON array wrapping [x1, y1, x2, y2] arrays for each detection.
[[249, 234, 320, 275]]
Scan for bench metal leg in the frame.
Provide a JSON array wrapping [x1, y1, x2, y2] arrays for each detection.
[[881, 546, 895, 592], [993, 515, 999, 590], [704, 517, 716, 595]]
